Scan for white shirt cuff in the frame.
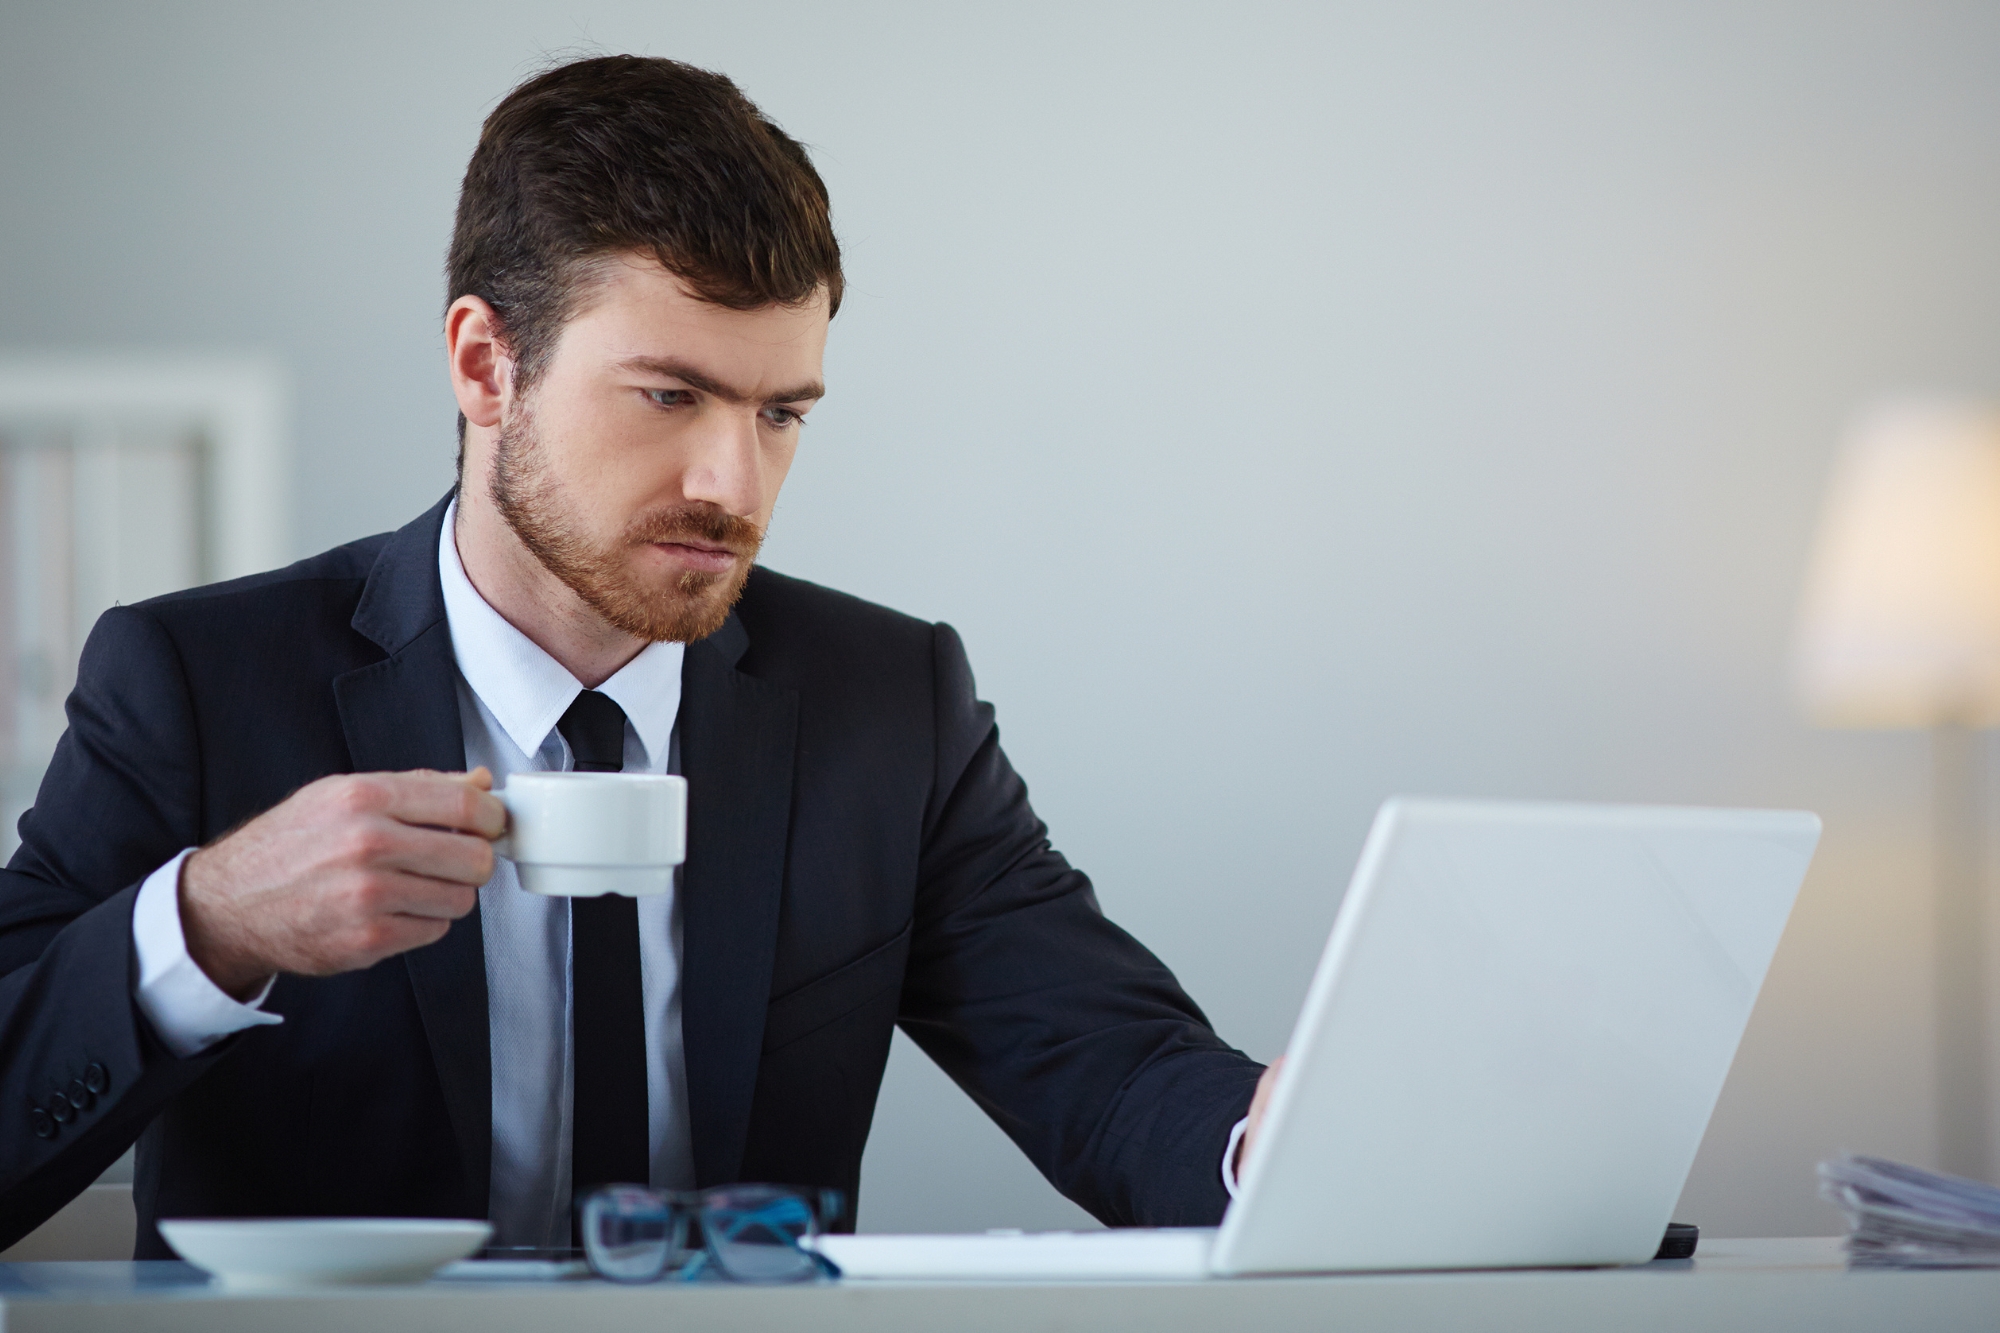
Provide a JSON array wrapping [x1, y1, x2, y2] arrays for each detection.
[[132, 848, 283, 1058], [1221, 1115, 1251, 1199]]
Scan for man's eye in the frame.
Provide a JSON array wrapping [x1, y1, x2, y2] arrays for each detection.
[[762, 406, 804, 429], [644, 388, 692, 408]]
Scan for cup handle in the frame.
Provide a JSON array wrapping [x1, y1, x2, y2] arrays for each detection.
[[492, 792, 515, 861]]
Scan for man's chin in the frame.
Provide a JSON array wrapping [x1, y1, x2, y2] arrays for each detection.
[[586, 568, 749, 643], [665, 588, 740, 643]]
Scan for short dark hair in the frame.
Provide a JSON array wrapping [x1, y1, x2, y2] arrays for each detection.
[[446, 56, 842, 438]]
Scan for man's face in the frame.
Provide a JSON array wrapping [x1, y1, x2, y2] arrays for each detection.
[[489, 253, 828, 642]]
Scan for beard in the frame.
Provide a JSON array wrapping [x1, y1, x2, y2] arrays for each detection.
[[488, 405, 764, 643]]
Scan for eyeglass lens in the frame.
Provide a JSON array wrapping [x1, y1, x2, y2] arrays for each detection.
[[580, 1185, 688, 1282], [697, 1184, 824, 1283]]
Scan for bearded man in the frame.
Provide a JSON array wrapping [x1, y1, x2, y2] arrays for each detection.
[[0, 56, 1270, 1255]]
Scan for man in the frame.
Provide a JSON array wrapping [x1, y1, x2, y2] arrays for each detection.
[[0, 55, 1270, 1254]]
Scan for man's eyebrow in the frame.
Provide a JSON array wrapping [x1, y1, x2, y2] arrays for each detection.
[[615, 356, 824, 406]]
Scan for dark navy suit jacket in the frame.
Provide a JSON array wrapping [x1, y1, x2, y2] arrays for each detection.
[[0, 495, 1261, 1254]]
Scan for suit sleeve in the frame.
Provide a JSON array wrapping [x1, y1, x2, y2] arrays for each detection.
[[0, 606, 238, 1247], [896, 623, 1264, 1227]]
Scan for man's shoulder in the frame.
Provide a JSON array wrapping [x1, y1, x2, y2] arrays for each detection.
[[132, 529, 394, 622]]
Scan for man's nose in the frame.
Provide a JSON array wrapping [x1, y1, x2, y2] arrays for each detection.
[[678, 409, 765, 517]]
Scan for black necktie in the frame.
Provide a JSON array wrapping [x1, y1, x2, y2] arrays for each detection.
[[559, 690, 649, 1211]]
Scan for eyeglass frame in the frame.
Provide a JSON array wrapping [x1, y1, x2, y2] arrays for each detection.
[[577, 1181, 846, 1284]]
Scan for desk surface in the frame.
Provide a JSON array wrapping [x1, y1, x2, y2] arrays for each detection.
[[3, 1238, 1997, 1333]]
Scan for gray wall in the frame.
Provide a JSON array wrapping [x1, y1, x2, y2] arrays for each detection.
[[7, 0, 2000, 1236]]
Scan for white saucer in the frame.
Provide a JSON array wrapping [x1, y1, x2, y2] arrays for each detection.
[[158, 1217, 493, 1289]]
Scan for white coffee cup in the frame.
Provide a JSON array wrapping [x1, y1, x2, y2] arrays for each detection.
[[494, 772, 686, 897]]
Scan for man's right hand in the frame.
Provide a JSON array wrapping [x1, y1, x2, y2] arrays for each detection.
[[178, 769, 507, 999]]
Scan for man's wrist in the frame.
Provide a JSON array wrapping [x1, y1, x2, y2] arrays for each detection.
[[132, 850, 284, 1058], [178, 844, 274, 1000]]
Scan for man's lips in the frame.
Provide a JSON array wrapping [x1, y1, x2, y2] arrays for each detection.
[[650, 539, 740, 574]]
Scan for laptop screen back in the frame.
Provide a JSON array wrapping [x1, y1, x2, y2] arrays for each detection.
[[1212, 799, 1818, 1275]]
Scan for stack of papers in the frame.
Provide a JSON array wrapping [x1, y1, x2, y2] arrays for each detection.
[[1818, 1154, 2000, 1267]]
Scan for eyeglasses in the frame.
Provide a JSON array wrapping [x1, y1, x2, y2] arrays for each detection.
[[579, 1183, 845, 1283]]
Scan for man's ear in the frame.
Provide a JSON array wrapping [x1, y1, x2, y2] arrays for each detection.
[[446, 296, 513, 430]]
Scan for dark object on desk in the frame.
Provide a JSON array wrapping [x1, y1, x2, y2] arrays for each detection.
[[1655, 1223, 1699, 1261], [475, 1246, 585, 1262]]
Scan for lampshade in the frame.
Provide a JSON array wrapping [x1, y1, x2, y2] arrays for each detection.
[[1794, 398, 2000, 728]]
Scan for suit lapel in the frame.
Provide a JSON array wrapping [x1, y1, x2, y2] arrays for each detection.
[[331, 494, 491, 1213], [679, 613, 799, 1185]]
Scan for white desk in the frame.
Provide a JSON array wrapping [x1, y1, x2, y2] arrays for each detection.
[[2, 1238, 1996, 1332]]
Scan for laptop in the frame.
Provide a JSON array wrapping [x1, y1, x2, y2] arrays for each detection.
[[819, 797, 1820, 1279]]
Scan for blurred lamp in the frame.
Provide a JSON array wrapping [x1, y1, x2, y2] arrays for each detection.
[[1794, 397, 2000, 1182], [1796, 400, 2000, 726]]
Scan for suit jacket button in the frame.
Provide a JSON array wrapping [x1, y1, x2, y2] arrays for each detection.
[[47, 1091, 74, 1124], [67, 1078, 93, 1110], [31, 1108, 54, 1139], [84, 1063, 108, 1095]]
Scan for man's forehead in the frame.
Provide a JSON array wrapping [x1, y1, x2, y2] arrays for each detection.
[[576, 251, 822, 329], [583, 251, 831, 329], [557, 253, 829, 395]]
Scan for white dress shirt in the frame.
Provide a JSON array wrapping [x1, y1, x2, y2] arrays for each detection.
[[437, 503, 695, 1245], [131, 500, 694, 1246]]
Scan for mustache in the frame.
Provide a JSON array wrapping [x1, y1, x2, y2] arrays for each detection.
[[626, 504, 764, 553]]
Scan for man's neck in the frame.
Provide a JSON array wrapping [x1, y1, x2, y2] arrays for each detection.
[[452, 484, 646, 690]]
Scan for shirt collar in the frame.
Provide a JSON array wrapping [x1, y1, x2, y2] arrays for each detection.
[[437, 499, 684, 767]]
